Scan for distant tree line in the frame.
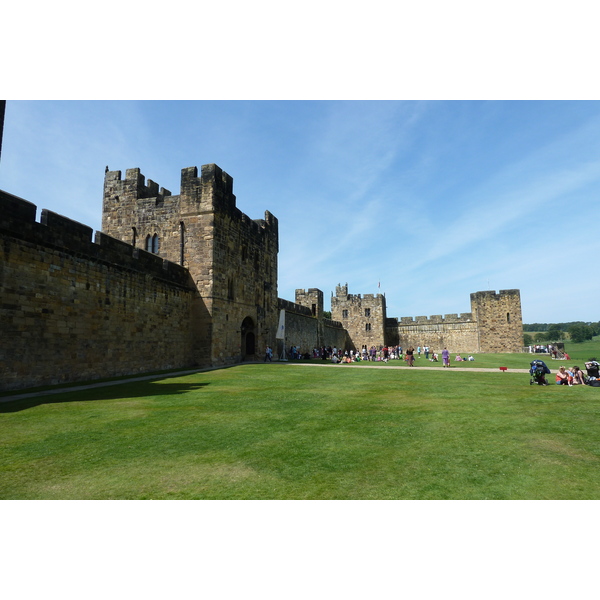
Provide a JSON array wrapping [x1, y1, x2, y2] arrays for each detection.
[[523, 322, 598, 332], [523, 322, 600, 346]]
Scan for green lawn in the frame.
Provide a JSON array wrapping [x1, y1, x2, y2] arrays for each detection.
[[3, 353, 600, 499]]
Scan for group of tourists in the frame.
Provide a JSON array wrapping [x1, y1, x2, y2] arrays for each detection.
[[555, 365, 588, 386], [528, 344, 571, 360], [276, 343, 476, 367], [530, 359, 600, 387]]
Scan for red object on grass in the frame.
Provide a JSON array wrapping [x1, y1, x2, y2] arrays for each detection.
[[499, 367, 508, 372]]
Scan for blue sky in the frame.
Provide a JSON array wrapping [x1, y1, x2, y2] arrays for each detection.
[[1, 99, 599, 324]]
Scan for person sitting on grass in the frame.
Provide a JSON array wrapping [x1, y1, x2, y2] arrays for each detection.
[[571, 366, 586, 385], [455, 354, 463, 361], [556, 366, 570, 385], [468, 355, 475, 361], [429, 352, 438, 362]]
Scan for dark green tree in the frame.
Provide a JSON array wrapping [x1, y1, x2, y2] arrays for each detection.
[[568, 324, 593, 343], [547, 324, 563, 340]]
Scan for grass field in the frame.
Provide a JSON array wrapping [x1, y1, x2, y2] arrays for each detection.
[[3, 340, 600, 500]]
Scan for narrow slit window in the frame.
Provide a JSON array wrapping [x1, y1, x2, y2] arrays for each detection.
[[180, 222, 185, 265]]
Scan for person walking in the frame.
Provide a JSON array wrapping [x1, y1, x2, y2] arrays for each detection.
[[442, 347, 450, 368], [264, 346, 273, 362]]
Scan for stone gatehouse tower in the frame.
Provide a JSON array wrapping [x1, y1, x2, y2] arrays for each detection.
[[331, 283, 387, 351], [102, 163, 279, 365]]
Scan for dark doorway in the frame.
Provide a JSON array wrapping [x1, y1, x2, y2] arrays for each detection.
[[241, 316, 256, 359]]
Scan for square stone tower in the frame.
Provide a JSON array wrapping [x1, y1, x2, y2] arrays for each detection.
[[102, 164, 279, 366], [295, 288, 324, 318], [470, 289, 523, 352], [330, 283, 387, 351]]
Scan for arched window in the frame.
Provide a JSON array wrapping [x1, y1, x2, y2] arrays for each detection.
[[132, 227, 137, 247], [145, 233, 159, 254], [507, 312, 511, 323]]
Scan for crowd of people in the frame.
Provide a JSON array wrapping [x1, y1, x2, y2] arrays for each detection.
[[274, 343, 600, 391], [277, 344, 475, 366], [528, 344, 571, 360]]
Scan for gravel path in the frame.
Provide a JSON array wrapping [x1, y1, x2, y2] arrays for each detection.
[[286, 362, 530, 373]]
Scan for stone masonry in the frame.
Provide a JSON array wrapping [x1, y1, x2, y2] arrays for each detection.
[[0, 190, 198, 391], [332, 284, 522, 354], [331, 283, 387, 351], [103, 164, 279, 366]]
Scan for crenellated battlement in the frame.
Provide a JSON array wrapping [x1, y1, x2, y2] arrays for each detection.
[[105, 168, 172, 201], [393, 313, 474, 325], [0, 189, 193, 289], [323, 318, 344, 329], [179, 163, 235, 212], [470, 289, 520, 301], [333, 283, 385, 304], [278, 297, 313, 317], [104, 164, 278, 244]]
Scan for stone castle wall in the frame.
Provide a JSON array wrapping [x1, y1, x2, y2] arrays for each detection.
[[277, 297, 348, 355], [0, 190, 200, 392], [385, 315, 480, 353]]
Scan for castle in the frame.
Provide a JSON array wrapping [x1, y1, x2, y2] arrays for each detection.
[[0, 162, 523, 392]]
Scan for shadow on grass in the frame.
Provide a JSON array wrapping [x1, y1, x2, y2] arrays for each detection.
[[0, 381, 210, 413]]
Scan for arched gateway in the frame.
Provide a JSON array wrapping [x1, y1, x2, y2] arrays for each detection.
[[241, 316, 256, 360]]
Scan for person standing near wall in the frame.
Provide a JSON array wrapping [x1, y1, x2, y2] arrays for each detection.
[[442, 347, 450, 368]]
